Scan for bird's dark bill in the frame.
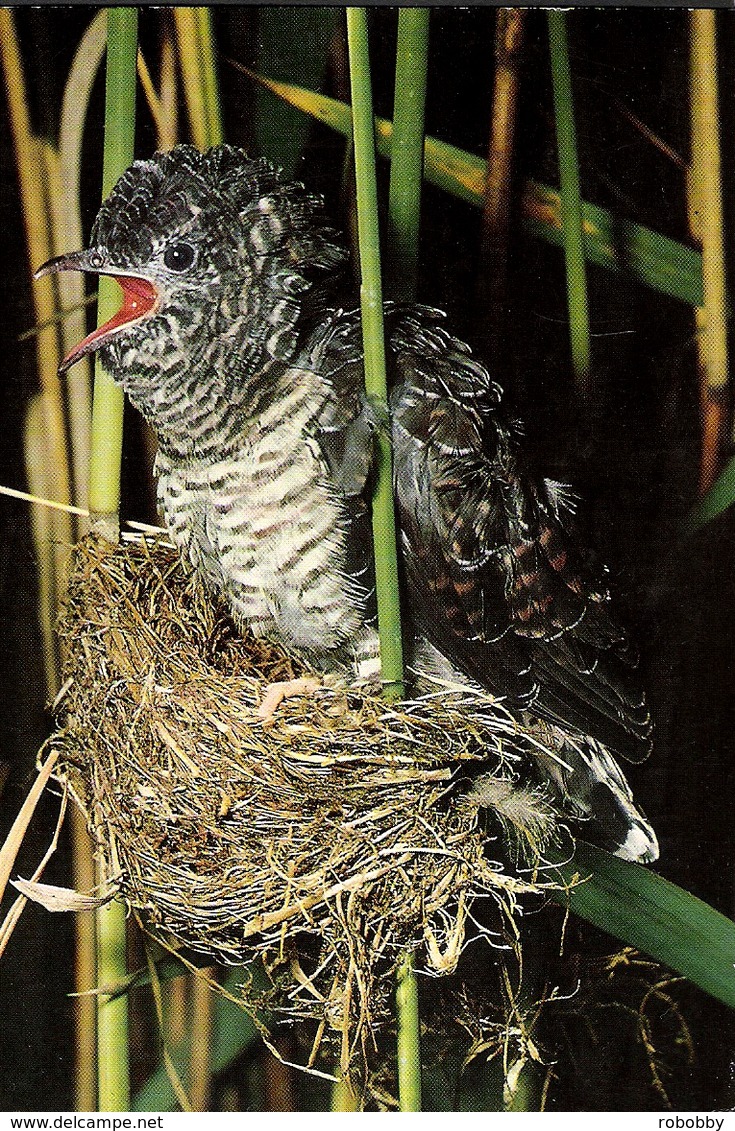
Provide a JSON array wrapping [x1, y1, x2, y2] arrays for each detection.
[[59, 275, 159, 372]]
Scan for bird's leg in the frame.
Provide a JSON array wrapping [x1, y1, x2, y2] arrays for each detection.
[[256, 676, 323, 720], [256, 631, 383, 720]]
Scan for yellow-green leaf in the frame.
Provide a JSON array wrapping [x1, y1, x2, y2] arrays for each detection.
[[244, 71, 703, 308]]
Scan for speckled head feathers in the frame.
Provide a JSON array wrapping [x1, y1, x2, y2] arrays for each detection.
[[91, 144, 348, 282], [37, 145, 351, 458]]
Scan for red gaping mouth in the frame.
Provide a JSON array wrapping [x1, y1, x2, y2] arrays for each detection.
[[34, 251, 160, 372], [58, 275, 159, 372]]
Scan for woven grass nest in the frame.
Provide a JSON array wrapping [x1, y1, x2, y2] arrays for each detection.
[[52, 534, 573, 1070]]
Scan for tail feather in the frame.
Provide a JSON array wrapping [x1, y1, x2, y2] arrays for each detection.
[[409, 638, 658, 865], [533, 727, 658, 863]]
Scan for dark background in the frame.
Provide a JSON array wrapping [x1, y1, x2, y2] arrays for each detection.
[[0, 5, 734, 1111]]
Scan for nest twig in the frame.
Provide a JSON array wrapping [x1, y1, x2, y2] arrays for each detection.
[[52, 534, 572, 1077]]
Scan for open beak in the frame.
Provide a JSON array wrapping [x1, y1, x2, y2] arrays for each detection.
[[35, 250, 159, 372]]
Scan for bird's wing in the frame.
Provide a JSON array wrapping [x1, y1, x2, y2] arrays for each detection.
[[304, 310, 379, 617], [302, 308, 381, 507], [387, 308, 652, 764]]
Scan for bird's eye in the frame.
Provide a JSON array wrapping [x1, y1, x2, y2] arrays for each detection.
[[163, 242, 196, 272]]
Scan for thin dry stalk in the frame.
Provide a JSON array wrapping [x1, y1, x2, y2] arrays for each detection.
[[189, 973, 214, 1110], [476, 9, 526, 361], [0, 777, 67, 959], [56, 10, 110, 515], [0, 750, 60, 912], [138, 18, 179, 153], [687, 9, 729, 494], [0, 10, 74, 534]]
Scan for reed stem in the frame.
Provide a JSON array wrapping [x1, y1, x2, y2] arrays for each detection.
[[57, 11, 108, 517], [173, 7, 223, 150], [91, 8, 138, 1111], [330, 1076, 359, 1111], [346, 7, 404, 701], [395, 952, 422, 1111], [547, 11, 591, 396], [383, 12, 428, 1110], [347, 8, 423, 1111], [88, 9, 138, 535], [96, 900, 131, 1111], [386, 8, 430, 303], [688, 10, 728, 492], [477, 8, 526, 360]]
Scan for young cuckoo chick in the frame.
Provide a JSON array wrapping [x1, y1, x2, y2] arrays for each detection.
[[37, 144, 658, 864]]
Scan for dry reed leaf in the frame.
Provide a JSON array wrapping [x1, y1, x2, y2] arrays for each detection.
[[0, 769, 67, 958], [11, 878, 109, 912], [0, 749, 59, 905]]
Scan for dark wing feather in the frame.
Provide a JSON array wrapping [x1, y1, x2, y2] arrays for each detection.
[[387, 308, 652, 763]]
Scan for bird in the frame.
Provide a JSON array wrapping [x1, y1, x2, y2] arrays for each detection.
[[37, 143, 658, 864]]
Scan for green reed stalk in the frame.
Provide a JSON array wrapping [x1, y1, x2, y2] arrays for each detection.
[[330, 1076, 359, 1112], [384, 9, 429, 1111], [88, 9, 138, 537], [395, 952, 422, 1111], [547, 11, 591, 396], [96, 898, 132, 1112], [386, 8, 429, 303], [690, 9, 728, 399], [346, 8, 404, 703], [194, 7, 222, 146], [347, 6, 423, 1112], [92, 8, 138, 1112]]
